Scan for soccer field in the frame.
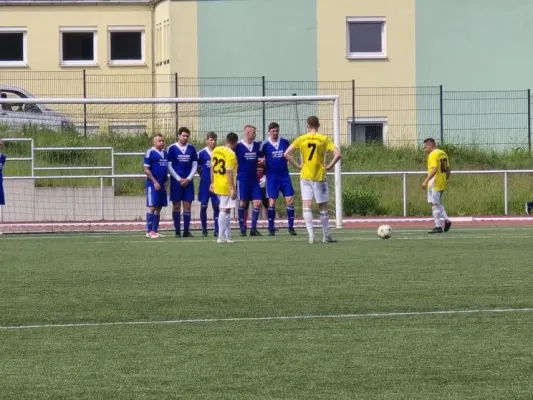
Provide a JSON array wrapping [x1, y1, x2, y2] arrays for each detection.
[[1, 226, 532, 399]]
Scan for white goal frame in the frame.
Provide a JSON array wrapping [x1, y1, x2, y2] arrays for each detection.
[[0, 95, 342, 229]]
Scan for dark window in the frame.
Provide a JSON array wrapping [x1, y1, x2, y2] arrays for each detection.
[[110, 32, 142, 61], [0, 32, 24, 62], [348, 22, 383, 53], [62, 32, 94, 61], [350, 123, 384, 145]]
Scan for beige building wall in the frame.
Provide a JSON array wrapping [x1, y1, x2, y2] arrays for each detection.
[[316, 0, 417, 146]]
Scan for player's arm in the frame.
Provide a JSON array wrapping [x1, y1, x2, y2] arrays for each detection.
[[284, 144, 301, 169], [209, 155, 215, 192], [184, 161, 197, 184], [226, 168, 236, 199], [325, 145, 342, 171], [144, 164, 161, 191], [422, 156, 438, 189]]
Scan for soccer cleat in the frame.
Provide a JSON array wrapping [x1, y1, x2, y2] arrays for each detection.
[[145, 232, 151, 238], [214, 231, 218, 238], [226, 239, 235, 244], [240, 231, 247, 237], [217, 238, 227, 244], [323, 235, 338, 243], [175, 232, 181, 238], [182, 232, 194, 238], [157, 233, 166, 238], [147, 231, 159, 239], [268, 230, 275, 236], [288, 228, 297, 236], [202, 230, 208, 237], [250, 230, 263, 236], [428, 227, 443, 234], [444, 220, 452, 232]]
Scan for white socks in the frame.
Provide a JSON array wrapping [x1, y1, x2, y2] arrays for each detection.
[[319, 211, 330, 238], [303, 208, 314, 239], [432, 206, 442, 227], [218, 211, 227, 240], [439, 205, 449, 221]]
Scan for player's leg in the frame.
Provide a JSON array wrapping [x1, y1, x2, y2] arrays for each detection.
[[181, 181, 195, 237], [151, 189, 167, 237], [170, 179, 182, 237], [198, 184, 209, 236], [439, 191, 452, 232], [314, 181, 336, 243], [237, 180, 249, 235], [266, 177, 279, 235], [428, 190, 443, 234], [145, 183, 156, 238], [250, 181, 263, 236], [281, 177, 296, 235], [211, 192, 220, 237], [300, 180, 315, 243]]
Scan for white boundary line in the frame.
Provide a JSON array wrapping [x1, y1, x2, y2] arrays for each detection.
[[1, 308, 532, 331]]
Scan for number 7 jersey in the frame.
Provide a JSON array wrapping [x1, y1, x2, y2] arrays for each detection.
[[211, 145, 238, 196], [427, 148, 449, 191], [291, 132, 336, 182]]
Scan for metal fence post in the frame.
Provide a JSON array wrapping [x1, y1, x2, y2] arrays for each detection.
[[527, 89, 531, 153], [402, 173, 407, 217], [82, 69, 87, 138], [175, 73, 179, 136], [262, 76, 266, 140], [100, 176, 105, 220], [351, 79, 356, 142], [439, 85, 444, 144], [504, 171, 509, 215]]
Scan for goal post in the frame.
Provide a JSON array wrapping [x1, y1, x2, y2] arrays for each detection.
[[0, 95, 343, 232]]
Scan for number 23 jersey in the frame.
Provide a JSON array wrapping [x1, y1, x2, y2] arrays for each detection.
[[291, 132, 336, 182], [427, 148, 449, 191], [211, 146, 237, 196]]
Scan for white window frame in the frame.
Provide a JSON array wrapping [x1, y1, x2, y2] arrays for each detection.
[[347, 117, 388, 145], [107, 25, 145, 66], [346, 17, 387, 60], [59, 26, 98, 67], [0, 27, 28, 68]]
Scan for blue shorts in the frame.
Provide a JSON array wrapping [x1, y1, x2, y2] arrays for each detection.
[[237, 179, 262, 202], [169, 179, 195, 202], [266, 175, 294, 199], [146, 182, 167, 208], [198, 182, 220, 206]]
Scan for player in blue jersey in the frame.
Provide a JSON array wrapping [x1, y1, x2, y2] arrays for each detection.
[[260, 122, 296, 236], [234, 125, 263, 236], [197, 131, 220, 237], [168, 127, 198, 237], [143, 134, 169, 239]]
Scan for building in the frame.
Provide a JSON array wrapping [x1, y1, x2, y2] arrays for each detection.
[[1, 0, 532, 147]]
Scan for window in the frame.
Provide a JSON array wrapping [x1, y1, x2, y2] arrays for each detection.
[[348, 117, 387, 145], [108, 26, 145, 66], [346, 17, 386, 59], [60, 27, 97, 66], [0, 28, 27, 67]]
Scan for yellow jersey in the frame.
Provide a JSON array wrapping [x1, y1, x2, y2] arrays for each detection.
[[291, 132, 336, 182], [211, 146, 237, 196], [427, 148, 449, 191]]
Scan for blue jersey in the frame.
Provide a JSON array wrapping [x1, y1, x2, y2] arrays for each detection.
[[168, 143, 198, 180], [197, 147, 213, 184], [235, 140, 262, 180], [0, 153, 5, 184], [143, 148, 168, 185], [260, 138, 291, 178]]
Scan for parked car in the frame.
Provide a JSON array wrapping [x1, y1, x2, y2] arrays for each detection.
[[0, 85, 74, 132]]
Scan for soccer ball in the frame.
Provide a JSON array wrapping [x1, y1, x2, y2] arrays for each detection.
[[377, 224, 392, 239]]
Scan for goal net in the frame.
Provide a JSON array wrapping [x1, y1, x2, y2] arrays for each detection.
[[0, 95, 342, 234]]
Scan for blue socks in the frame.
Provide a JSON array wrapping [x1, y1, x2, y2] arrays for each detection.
[[172, 211, 181, 235], [251, 207, 260, 231], [146, 212, 154, 232], [183, 212, 191, 233], [268, 207, 276, 231], [287, 205, 295, 229]]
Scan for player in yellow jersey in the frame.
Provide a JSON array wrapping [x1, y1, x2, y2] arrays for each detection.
[[284, 116, 342, 244], [210, 132, 239, 243], [421, 137, 452, 234]]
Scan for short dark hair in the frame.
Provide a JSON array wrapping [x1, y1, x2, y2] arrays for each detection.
[[307, 116, 320, 128], [423, 137, 436, 146], [226, 132, 239, 144], [268, 122, 280, 131], [206, 131, 217, 140], [177, 127, 191, 136]]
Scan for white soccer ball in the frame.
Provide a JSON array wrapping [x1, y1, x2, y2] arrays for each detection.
[[377, 224, 392, 239]]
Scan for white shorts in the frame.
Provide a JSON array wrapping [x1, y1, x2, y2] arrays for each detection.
[[427, 189, 444, 205], [218, 195, 237, 209], [300, 179, 329, 204]]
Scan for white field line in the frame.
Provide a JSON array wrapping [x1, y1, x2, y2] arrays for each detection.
[[1, 308, 532, 331]]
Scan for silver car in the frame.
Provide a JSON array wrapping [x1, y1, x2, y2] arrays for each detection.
[[0, 85, 74, 132]]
